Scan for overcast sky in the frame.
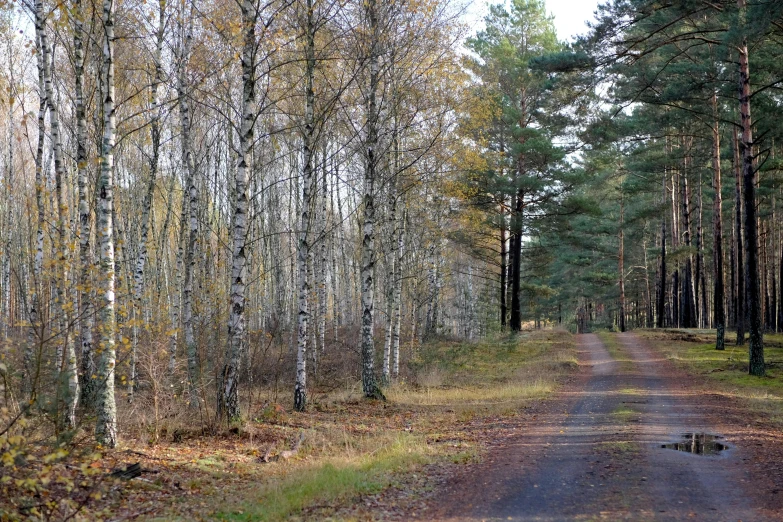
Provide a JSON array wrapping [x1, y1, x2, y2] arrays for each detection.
[[463, 0, 602, 42]]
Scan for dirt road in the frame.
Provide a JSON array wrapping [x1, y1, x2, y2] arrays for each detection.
[[428, 332, 779, 521]]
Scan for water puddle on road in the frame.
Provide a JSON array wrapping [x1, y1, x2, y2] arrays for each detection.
[[661, 433, 727, 455]]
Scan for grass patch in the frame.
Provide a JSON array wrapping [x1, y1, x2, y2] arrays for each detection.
[[386, 380, 554, 407], [595, 332, 634, 370], [611, 405, 638, 423], [638, 329, 783, 424], [393, 331, 578, 418], [214, 434, 429, 521]]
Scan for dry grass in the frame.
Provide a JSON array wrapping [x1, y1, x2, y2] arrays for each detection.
[[3, 329, 578, 521], [387, 380, 554, 407]]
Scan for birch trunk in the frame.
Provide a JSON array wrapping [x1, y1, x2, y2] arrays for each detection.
[[382, 182, 397, 386], [37, 8, 79, 428], [391, 208, 404, 379], [74, 0, 96, 410], [361, 0, 382, 399], [26, 19, 47, 401], [318, 150, 327, 358], [221, 0, 255, 421], [96, 0, 118, 447], [177, 14, 199, 408], [2, 46, 13, 345], [293, 0, 315, 412]]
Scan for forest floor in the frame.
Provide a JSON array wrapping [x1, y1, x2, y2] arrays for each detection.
[[406, 330, 783, 521], [10, 328, 783, 521], [3, 330, 579, 521]]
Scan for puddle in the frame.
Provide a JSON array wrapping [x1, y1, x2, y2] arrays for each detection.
[[661, 433, 727, 455]]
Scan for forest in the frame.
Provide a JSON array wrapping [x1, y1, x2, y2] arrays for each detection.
[[2, 0, 783, 519]]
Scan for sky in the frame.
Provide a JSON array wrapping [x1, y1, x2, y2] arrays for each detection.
[[463, 0, 602, 42]]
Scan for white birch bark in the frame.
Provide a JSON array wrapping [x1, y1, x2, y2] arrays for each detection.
[[318, 151, 327, 358], [333, 158, 353, 325], [360, 0, 382, 399], [294, 0, 316, 412], [328, 153, 340, 339], [36, 5, 79, 428], [391, 208, 405, 379], [170, 172, 186, 374], [425, 243, 437, 337], [175, 10, 199, 408], [74, 0, 96, 410], [382, 186, 396, 386], [96, 0, 118, 447], [221, 0, 255, 422], [24, 14, 48, 402], [2, 45, 14, 345]]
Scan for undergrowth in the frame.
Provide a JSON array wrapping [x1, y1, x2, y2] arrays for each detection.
[[2, 330, 578, 521]]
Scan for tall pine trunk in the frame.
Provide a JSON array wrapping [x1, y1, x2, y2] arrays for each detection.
[[737, 1, 764, 375], [681, 151, 696, 328], [712, 94, 725, 350], [500, 203, 507, 329], [510, 190, 523, 331], [657, 171, 666, 328], [619, 196, 626, 332], [734, 130, 745, 344]]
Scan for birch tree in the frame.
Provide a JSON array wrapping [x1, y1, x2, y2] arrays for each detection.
[[74, 0, 96, 410], [96, 0, 118, 447], [220, 0, 257, 422], [294, 0, 315, 412], [359, 0, 383, 399], [35, 0, 79, 428]]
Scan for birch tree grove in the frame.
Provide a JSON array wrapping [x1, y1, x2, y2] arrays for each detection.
[[0, 0, 479, 446]]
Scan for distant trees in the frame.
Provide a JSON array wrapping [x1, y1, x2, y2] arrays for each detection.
[[449, 0, 783, 384], [457, 0, 581, 332], [544, 0, 783, 375]]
